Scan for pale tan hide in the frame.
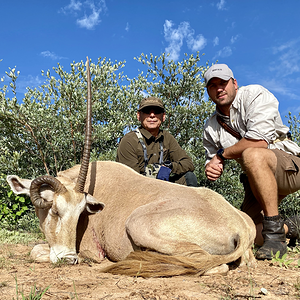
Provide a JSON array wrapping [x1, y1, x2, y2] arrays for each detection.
[[7, 161, 256, 277]]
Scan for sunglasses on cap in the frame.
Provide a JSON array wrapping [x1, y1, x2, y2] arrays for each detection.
[[140, 106, 164, 114]]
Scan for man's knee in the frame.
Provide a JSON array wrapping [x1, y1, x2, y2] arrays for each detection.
[[242, 148, 276, 170], [184, 171, 198, 187], [242, 147, 263, 162]]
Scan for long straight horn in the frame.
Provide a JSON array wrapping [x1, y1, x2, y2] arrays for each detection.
[[75, 57, 92, 193]]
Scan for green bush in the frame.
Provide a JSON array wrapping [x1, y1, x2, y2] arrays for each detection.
[[0, 174, 39, 232], [279, 192, 300, 219], [0, 191, 29, 222]]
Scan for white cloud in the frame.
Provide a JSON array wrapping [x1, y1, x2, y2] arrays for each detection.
[[40, 51, 67, 60], [125, 22, 129, 32], [164, 20, 188, 61], [230, 35, 239, 44], [187, 33, 207, 52], [216, 0, 226, 10], [213, 46, 232, 60], [270, 39, 300, 77], [262, 78, 299, 100], [77, 6, 101, 29], [213, 37, 219, 46], [60, 0, 107, 30], [163, 20, 207, 61], [272, 40, 297, 54], [60, 0, 82, 14]]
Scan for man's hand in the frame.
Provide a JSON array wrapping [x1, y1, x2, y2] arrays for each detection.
[[205, 155, 224, 181]]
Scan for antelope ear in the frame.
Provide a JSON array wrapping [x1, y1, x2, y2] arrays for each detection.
[[6, 175, 32, 196], [85, 193, 105, 214]]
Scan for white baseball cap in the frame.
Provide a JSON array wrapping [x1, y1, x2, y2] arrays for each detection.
[[204, 64, 234, 86]]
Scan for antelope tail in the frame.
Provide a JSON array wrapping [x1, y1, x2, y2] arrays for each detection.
[[101, 233, 250, 278]]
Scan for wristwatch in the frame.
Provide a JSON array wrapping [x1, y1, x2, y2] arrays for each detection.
[[217, 148, 226, 161]]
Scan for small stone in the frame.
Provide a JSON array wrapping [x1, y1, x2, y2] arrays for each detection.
[[260, 288, 268, 295]]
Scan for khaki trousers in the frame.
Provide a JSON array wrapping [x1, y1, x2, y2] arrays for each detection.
[[240, 149, 300, 224]]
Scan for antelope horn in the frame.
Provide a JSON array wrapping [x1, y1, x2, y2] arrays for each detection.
[[30, 175, 67, 209], [75, 57, 92, 193]]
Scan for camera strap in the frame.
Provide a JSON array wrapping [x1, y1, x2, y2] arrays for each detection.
[[134, 128, 163, 172], [217, 115, 242, 140]]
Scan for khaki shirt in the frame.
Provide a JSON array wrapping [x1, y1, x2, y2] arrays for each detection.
[[203, 84, 300, 166], [116, 127, 195, 180]]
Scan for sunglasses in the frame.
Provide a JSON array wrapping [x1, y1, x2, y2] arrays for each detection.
[[141, 107, 164, 114]]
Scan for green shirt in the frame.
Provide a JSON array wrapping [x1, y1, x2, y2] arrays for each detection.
[[116, 127, 195, 185]]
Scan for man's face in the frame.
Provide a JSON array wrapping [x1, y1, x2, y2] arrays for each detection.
[[137, 106, 165, 136], [206, 78, 238, 114]]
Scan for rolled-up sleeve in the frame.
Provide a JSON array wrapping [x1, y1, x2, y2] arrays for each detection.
[[203, 122, 219, 166]]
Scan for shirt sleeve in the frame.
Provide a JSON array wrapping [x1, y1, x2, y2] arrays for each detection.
[[116, 133, 142, 173], [203, 120, 219, 166], [241, 86, 278, 144], [165, 132, 195, 174]]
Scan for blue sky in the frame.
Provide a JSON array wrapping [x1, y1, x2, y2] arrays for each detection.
[[1, 0, 300, 125]]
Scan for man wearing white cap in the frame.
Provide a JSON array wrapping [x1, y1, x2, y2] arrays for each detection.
[[203, 63, 300, 260]]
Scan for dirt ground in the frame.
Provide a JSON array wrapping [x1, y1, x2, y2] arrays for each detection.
[[1, 243, 300, 300]]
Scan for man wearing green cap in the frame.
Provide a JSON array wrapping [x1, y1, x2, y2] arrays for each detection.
[[116, 96, 197, 186], [203, 63, 300, 260]]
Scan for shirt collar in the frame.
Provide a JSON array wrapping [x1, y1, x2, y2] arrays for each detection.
[[215, 109, 230, 122], [139, 126, 164, 141]]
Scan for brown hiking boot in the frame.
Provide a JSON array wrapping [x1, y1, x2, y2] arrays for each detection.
[[256, 215, 287, 260]]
